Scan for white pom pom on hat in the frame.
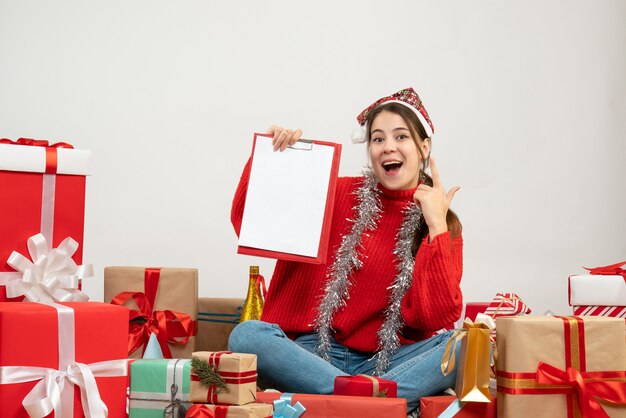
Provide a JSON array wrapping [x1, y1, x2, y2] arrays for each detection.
[[351, 125, 367, 144]]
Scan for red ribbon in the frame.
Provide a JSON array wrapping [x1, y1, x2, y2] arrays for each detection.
[[0, 137, 74, 149], [110, 268, 195, 358], [584, 261, 626, 280], [1, 137, 74, 174], [536, 362, 626, 418], [185, 404, 229, 418], [255, 274, 267, 299]]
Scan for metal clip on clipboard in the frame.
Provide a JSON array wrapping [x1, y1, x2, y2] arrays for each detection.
[[287, 139, 314, 151]]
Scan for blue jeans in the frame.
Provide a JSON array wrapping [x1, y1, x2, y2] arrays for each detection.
[[228, 320, 458, 411]]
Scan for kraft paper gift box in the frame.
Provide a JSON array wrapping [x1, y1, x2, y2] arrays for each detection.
[[0, 302, 129, 417], [196, 298, 244, 352], [0, 139, 91, 302], [129, 358, 191, 417], [333, 374, 397, 398], [190, 351, 257, 405], [104, 266, 198, 359], [419, 394, 496, 418], [256, 391, 407, 418], [496, 316, 626, 418], [185, 403, 273, 418]]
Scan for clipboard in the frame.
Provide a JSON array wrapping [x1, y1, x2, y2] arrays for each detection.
[[237, 133, 342, 264]]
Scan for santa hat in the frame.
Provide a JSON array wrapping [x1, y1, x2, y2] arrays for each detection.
[[351, 87, 435, 144]]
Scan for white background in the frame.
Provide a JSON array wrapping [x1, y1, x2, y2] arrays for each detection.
[[1, 1, 624, 315]]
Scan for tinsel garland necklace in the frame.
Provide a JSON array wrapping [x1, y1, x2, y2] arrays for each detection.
[[313, 168, 423, 376]]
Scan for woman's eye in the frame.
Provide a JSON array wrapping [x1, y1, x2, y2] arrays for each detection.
[[397, 134, 409, 141], [371, 137, 384, 143]]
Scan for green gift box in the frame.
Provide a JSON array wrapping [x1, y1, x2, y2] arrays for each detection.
[[129, 358, 191, 418]]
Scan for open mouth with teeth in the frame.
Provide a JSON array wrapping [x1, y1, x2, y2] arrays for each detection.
[[382, 161, 403, 175]]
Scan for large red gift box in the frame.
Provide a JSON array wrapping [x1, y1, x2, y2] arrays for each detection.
[[256, 391, 406, 418], [333, 374, 397, 398], [0, 139, 91, 301], [0, 302, 129, 417], [420, 394, 496, 418]]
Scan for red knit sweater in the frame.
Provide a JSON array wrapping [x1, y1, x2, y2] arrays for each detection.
[[231, 159, 463, 353]]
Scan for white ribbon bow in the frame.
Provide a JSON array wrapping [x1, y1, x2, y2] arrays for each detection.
[[4, 233, 92, 302], [0, 360, 128, 418]]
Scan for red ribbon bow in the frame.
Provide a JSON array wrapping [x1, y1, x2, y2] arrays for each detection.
[[0, 137, 74, 149], [584, 261, 626, 280], [186, 404, 229, 418], [110, 268, 195, 358], [536, 362, 626, 418]]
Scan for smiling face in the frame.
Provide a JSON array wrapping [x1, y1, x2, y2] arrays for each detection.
[[368, 109, 431, 190]]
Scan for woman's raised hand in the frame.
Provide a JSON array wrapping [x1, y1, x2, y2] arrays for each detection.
[[267, 125, 303, 152], [413, 158, 460, 238]]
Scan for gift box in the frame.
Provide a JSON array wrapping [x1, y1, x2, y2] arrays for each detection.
[[190, 351, 257, 405], [129, 358, 191, 417], [0, 139, 91, 302], [569, 275, 626, 306], [573, 305, 626, 318], [484, 293, 531, 317], [0, 302, 129, 417], [196, 298, 244, 352], [104, 266, 198, 358], [185, 403, 273, 418], [496, 316, 626, 417], [333, 374, 397, 398], [464, 302, 490, 323], [420, 394, 496, 418], [256, 391, 407, 418]]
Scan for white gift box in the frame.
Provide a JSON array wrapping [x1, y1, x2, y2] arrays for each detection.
[[568, 274, 626, 306]]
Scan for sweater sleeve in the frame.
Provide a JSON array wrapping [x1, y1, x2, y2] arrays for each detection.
[[230, 157, 253, 237], [400, 231, 463, 331]]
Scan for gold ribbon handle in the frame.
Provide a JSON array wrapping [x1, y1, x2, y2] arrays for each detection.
[[441, 329, 466, 376]]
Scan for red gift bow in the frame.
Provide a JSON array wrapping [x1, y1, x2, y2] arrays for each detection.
[[1, 137, 74, 174], [110, 268, 195, 358], [0, 137, 74, 149], [583, 261, 626, 280], [536, 362, 626, 418], [186, 404, 229, 418]]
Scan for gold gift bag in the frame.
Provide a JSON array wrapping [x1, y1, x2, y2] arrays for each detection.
[[442, 318, 493, 403]]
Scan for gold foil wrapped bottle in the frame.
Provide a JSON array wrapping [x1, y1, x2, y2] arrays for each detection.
[[240, 266, 266, 322]]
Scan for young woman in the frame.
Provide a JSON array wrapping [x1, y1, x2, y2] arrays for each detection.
[[229, 87, 463, 413]]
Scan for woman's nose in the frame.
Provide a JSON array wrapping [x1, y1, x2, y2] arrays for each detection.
[[383, 138, 395, 152]]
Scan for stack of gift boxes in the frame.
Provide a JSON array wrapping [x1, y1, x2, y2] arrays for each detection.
[[3, 138, 626, 417], [0, 139, 411, 417]]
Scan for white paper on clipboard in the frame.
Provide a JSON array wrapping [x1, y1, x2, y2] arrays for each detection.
[[238, 135, 335, 258]]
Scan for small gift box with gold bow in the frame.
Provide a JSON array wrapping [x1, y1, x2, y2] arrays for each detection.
[[190, 351, 257, 406], [496, 315, 626, 417], [104, 266, 198, 358], [334, 374, 397, 398], [185, 403, 273, 418]]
